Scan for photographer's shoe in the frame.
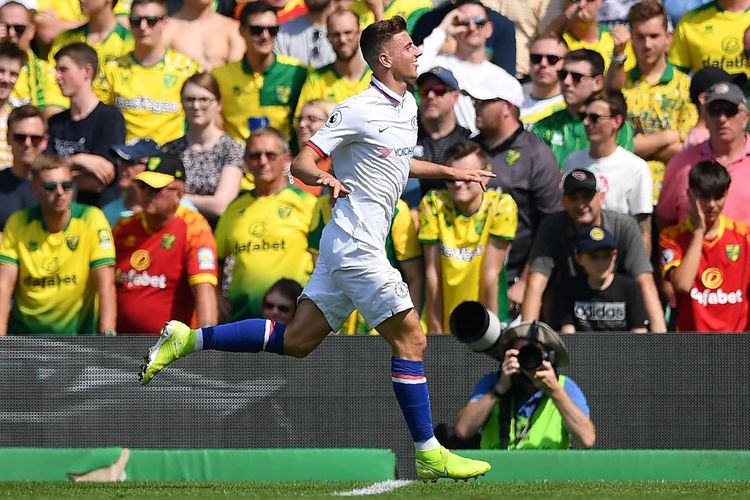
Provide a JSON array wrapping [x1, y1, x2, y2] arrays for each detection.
[[139, 321, 197, 385], [415, 446, 491, 481]]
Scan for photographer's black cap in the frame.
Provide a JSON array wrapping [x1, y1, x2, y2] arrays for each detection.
[[576, 225, 616, 254], [562, 168, 598, 195], [500, 321, 569, 368]]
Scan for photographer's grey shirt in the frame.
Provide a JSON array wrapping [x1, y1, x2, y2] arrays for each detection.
[[529, 209, 653, 280]]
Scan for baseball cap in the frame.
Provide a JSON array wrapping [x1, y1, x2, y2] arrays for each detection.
[[689, 67, 747, 105], [460, 69, 524, 108], [562, 168, 598, 195], [576, 225, 616, 254], [111, 138, 162, 162], [134, 153, 185, 189], [704, 82, 747, 108], [416, 66, 460, 90]]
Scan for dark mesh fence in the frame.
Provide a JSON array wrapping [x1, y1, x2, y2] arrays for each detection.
[[1, 334, 748, 478]]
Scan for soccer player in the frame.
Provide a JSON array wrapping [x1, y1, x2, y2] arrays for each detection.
[[140, 16, 493, 481]]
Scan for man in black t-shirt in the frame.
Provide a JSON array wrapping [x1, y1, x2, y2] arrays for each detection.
[[554, 225, 648, 332], [47, 42, 125, 208]]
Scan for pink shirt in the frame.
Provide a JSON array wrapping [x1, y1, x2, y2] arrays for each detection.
[[657, 136, 750, 226]]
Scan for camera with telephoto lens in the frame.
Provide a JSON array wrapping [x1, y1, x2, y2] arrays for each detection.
[[448, 301, 559, 370]]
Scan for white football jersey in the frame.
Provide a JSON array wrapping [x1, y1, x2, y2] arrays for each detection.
[[308, 77, 419, 248]]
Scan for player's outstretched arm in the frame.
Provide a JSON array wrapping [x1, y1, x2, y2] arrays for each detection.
[[409, 158, 495, 185], [291, 146, 351, 198]]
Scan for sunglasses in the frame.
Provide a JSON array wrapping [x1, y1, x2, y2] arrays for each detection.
[[707, 102, 740, 118], [558, 69, 593, 84], [2, 23, 26, 36], [247, 25, 280, 36], [578, 112, 612, 124], [42, 180, 74, 193], [457, 15, 487, 27], [263, 301, 291, 313], [12, 133, 44, 146], [246, 151, 281, 162], [129, 16, 164, 28], [530, 53, 563, 65], [418, 85, 451, 98]]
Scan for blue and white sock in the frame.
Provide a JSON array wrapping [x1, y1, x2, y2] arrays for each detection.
[[391, 357, 440, 451], [196, 319, 286, 355]]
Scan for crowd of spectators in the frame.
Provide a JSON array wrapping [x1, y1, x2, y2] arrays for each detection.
[[1, 0, 750, 336]]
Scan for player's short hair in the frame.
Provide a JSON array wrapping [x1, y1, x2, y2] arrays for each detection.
[[246, 126, 290, 155], [30, 155, 69, 180], [689, 161, 731, 199], [8, 104, 46, 132], [182, 72, 221, 101], [360, 16, 407, 70], [628, 0, 668, 31], [584, 89, 628, 130], [239, 0, 276, 27], [54, 42, 98, 75], [130, 0, 166, 12], [565, 49, 605, 77], [264, 278, 303, 305], [443, 141, 489, 169], [0, 40, 26, 66]]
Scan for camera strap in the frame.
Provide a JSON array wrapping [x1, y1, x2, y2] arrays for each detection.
[[512, 399, 541, 448]]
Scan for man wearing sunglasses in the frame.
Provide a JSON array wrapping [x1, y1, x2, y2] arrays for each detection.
[[658, 82, 750, 229], [0, 1, 67, 116], [532, 48, 635, 167], [0, 154, 116, 336], [520, 33, 567, 127], [113, 153, 218, 334], [96, 0, 201, 144], [212, 0, 308, 143]]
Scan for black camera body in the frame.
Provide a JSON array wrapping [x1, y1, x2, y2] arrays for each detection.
[[517, 340, 556, 372]]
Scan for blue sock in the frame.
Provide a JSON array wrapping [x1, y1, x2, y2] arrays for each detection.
[[391, 357, 435, 444], [201, 319, 286, 355]]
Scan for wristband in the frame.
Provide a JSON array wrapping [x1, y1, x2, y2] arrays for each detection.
[[490, 386, 504, 399]]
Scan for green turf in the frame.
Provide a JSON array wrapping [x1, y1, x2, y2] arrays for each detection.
[[2, 481, 750, 499]]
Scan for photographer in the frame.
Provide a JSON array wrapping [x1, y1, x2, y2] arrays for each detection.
[[453, 321, 596, 449]]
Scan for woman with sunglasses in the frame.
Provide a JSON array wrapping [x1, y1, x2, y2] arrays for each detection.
[[163, 72, 244, 226], [292, 98, 334, 195]]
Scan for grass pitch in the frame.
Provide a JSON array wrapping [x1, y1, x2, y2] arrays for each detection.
[[2, 481, 750, 499]]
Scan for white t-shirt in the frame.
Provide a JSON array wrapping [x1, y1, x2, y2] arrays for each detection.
[[520, 83, 565, 128], [307, 77, 418, 248], [417, 28, 517, 133], [564, 146, 653, 216]]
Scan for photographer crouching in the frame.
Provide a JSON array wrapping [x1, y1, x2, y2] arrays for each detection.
[[450, 303, 596, 449]]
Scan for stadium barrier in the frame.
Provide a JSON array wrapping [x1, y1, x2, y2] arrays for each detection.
[[1, 334, 748, 479]]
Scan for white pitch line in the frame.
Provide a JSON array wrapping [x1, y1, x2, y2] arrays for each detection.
[[333, 480, 414, 496]]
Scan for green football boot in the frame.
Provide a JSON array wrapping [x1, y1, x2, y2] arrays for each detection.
[[415, 446, 491, 482], [139, 320, 197, 385]]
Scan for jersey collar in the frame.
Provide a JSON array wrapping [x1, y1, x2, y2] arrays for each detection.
[[685, 214, 727, 246], [370, 77, 403, 105], [628, 62, 675, 85], [242, 55, 278, 75]]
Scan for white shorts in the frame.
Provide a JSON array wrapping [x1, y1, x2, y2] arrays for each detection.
[[300, 223, 414, 332]]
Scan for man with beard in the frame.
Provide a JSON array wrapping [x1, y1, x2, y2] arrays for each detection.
[[294, 8, 370, 116], [453, 320, 595, 450], [275, 0, 336, 68]]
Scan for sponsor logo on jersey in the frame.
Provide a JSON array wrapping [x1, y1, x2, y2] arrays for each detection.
[[440, 243, 484, 262], [24, 274, 79, 288], [690, 287, 744, 306], [115, 96, 180, 114], [98, 229, 112, 250], [726, 244, 740, 262], [161, 234, 176, 250], [116, 269, 167, 289], [377, 146, 415, 158], [66, 235, 79, 251], [278, 205, 292, 218], [250, 221, 266, 237], [701, 267, 723, 289], [197, 247, 216, 271], [662, 248, 675, 265], [42, 257, 60, 274], [130, 249, 151, 271], [233, 239, 287, 253]]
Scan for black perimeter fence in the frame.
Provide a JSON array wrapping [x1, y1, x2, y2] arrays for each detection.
[[1, 334, 748, 478]]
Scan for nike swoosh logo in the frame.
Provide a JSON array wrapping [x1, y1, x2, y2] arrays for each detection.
[[379, 127, 389, 133], [417, 463, 448, 477]]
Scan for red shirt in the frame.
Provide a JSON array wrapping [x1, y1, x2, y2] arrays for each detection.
[[660, 215, 750, 332], [114, 206, 218, 334]]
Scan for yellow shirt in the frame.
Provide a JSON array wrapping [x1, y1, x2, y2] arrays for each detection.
[[294, 64, 372, 119], [418, 190, 517, 332], [623, 63, 698, 205], [669, 1, 750, 76], [96, 49, 201, 144], [214, 185, 316, 321], [0, 203, 115, 335], [563, 24, 636, 73], [212, 55, 309, 142], [352, 0, 433, 33], [10, 51, 68, 110], [49, 22, 134, 71], [37, 0, 130, 20]]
